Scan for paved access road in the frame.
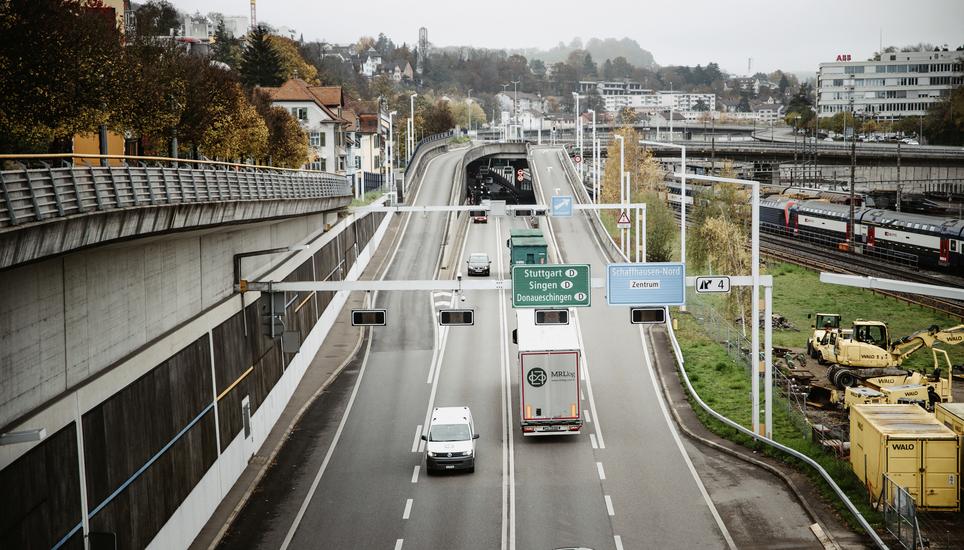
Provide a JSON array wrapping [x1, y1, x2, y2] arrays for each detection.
[[218, 144, 823, 550]]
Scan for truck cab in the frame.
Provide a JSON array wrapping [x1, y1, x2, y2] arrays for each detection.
[[506, 229, 548, 265], [807, 313, 841, 359]]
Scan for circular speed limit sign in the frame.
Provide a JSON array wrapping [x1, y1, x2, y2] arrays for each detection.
[[573, 155, 582, 164]]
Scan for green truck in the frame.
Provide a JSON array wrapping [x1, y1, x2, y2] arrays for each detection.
[[506, 229, 548, 265]]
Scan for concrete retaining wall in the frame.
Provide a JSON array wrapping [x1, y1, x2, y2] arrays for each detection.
[[0, 204, 392, 550]]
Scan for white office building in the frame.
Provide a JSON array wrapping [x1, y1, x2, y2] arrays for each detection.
[[578, 81, 715, 113], [817, 49, 963, 120]]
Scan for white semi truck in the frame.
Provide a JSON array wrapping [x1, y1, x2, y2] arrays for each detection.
[[513, 308, 583, 436]]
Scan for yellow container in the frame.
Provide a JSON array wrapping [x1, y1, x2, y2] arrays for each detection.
[[844, 386, 884, 409], [935, 403, 964, 436], [879, 384, 929, 404], [850, 404, 960, 511]]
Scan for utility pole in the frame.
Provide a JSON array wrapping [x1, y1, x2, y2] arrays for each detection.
[[896, 140, 902, 212], [512, 80, 520, 139], [848, 74, 857, 253]]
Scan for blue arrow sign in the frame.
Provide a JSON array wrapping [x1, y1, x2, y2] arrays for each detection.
[[607, 262, 686, 306], [551, 195, 573, 217]]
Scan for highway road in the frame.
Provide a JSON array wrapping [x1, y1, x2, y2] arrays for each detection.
[[216, 144, 826, 550]]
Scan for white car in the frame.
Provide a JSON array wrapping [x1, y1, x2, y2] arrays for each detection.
[[901, 138, 919, 145], [422, 407, 478, 473]]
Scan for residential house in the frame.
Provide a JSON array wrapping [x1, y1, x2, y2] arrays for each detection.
[[382, 61, 414, 82], [260, 79, 348, 173], [360, 48, 382, 77]]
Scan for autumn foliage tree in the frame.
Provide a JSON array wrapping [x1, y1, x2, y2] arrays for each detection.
[[251, 89, 309, 168], [0, 0, 126, 151], [599, 127, 677, 261]]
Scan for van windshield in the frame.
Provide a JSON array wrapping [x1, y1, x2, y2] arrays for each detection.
[[429, 423, 471, 442]]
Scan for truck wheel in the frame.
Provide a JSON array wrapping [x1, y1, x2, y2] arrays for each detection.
[[833, 370, 858, 389], [806, 342, 814, 358]]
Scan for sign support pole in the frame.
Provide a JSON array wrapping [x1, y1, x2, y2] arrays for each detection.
[[764, 284, 773, 439]]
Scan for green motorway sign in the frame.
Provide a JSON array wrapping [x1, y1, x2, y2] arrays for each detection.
[[511, 264, 591, 308]]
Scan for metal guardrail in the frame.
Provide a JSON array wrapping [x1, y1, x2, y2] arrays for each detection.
[[0, 156, 351, 229], [545, 144, 888, 548]]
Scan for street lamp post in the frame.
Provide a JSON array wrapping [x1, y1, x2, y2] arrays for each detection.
[[614, 133, 625, 250], [572, 92, 582, 180], [466, 89, 473, 133], [388, 110, 397, 193], [408, 93, 418, 164], [512, 80, 520, 139], [587, 109, 598, 203], [847, 74, 856, 253], [501, 83, 510, 140]]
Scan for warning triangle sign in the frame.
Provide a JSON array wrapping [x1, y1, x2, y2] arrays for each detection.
[[616, 211, 631, 227]]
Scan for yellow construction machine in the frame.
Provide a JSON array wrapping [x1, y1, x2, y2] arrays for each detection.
[[806, 313, 841, 360], [822, 322, 963, 395]]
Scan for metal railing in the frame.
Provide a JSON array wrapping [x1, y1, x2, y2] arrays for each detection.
[[879, 474, 921, 549], [0, 154, 351, 229]]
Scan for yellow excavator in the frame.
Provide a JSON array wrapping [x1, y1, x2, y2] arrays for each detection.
[[806, 313, 841, 360], [821, 321, 964, 391]]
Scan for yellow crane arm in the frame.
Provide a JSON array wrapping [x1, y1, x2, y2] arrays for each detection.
[[892, 324, 964, 361]]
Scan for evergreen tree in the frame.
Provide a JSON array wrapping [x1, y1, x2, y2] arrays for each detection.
[[212, 19, 242, 69], [240, 25, 284, 88], [736, 94, 751, 113]]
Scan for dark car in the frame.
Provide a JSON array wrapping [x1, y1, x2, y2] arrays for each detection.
[[466, 252, 491, 276]]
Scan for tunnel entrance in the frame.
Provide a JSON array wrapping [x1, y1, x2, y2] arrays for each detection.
[[465, 155, 535, 206]]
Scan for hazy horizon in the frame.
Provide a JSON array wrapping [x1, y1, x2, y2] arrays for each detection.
[[167, 0, 963, 75]]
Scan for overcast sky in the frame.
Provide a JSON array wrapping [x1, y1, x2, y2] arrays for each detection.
[[168, 0, 963, 75]]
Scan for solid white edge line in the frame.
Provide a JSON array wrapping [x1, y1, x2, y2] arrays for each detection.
[[394, 539, 404, 550], [402, 498, 413, 520], [411, 465, 420, 484], [604, 495, 615, 516], [410, 424, 422, 453], [596, 462, 606, 480], [279, 324, 375, 550], [614, 535, 624, 550], [639, 326, 737, 550], [278, 149, 452, 550]]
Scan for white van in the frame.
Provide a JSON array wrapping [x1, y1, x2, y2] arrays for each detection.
[[421, 406, 478, 473]]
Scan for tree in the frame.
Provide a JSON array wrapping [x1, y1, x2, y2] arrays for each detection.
[[0, 0, 127, 152], [693, 98, 709, 112], [269, 35, 319, 84], [240, 25, 284, 88], [423, 100, 455, 134], [133, 0, 180, 37], [212, 19, 242, 69], [617, 107, 637, 126], [778, 73, 790, 96], [599, 128, 676, 260], [922, 85, 964, 145], [529, 58, 546, 77], [736, 94, 751, 113], [251, 90, 308, 168], [584, 88, 605, 114], [116, 36, 187, 155]]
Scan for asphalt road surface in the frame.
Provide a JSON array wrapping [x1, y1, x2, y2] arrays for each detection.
[[217, 144, 823, 550]]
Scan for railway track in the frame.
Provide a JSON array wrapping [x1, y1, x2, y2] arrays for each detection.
[[762, 230, 964, 319], [665, 208, 964, 320]]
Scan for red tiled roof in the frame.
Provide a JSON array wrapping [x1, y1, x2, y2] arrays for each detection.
[[259, 79, 344, 122], [307, 85, 344, 108]]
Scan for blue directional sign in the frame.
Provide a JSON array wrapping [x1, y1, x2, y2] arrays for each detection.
[[607, 262, 686, 306], [550, 195, 573, 217]]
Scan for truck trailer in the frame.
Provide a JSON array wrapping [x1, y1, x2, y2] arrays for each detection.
[[513, 308, 582, 436]]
